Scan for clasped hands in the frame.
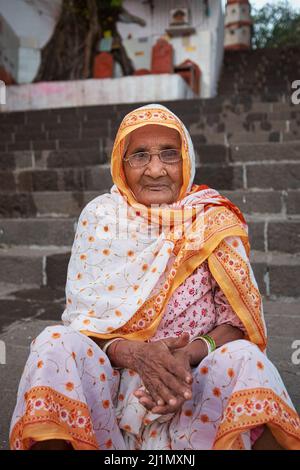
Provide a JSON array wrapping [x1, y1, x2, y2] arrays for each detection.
[[131, 332, 193, 415]]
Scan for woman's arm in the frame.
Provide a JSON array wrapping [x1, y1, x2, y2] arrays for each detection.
[[185, 323, 245, 366]]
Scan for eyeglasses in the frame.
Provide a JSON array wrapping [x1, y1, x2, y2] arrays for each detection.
[[123, 149, 182, 168]]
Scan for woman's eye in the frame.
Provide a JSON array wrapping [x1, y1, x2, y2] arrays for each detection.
[[163, 150, 176, 157], [162, 150, 178, 159], [134, 153, 148, 160]]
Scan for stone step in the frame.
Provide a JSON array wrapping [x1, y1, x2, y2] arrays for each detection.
[[0, 164, 113, 192], [191, 131, 300, 144], [1, 189, 298, 218], [0, 246, 70, 285], [1, 118, 299, 153], [2, 118, 299, 145], [1, 129, 300, 151], [1, 159, 299, 192], [1, 109, 299, 137], [0, 190, 104, 217], [0, 112, 300, 141], [1, 142, 300, 173], [227, 141, 300, 162], [0, 97, 297, 127], [0, 216, 299, 252], [0, 246, 299, 297]]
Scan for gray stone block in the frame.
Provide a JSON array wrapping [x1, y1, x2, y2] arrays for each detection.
[[194, 165, 243, 190], [83, 165, 113, 191], [0, 193, 36, 218], [246, 163, 300, 190], [46, 251, 70, 289], [58, 139, 99, 150], [247, 221, 265, 251], [194, 144, 228, 164], [0, 252, 42, 285], [45, 149, 106, 168], [286, 190, 300, 214], [230, 142, 300, 162], [221, 190, 282, 214], [0, 218, 76, 246], [0, 171, 16, 191], [268, 221, 300, 253], [270, 264, 300, 296]]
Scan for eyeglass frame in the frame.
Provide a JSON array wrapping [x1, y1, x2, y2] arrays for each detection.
[[123, 148, 183, 168]]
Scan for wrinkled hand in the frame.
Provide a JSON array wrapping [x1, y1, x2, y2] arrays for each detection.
[[132, 333, 193, 415]]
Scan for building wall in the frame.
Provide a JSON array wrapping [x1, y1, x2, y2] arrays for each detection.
[[224, 1, 251, 49], [0, 0, 61, 83], [225, 25, 251, 48], [225, 3, 251, 25], [0, 0, 224, 100], [119, 0, 224, 98]]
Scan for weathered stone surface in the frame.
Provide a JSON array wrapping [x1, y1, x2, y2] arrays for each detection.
[[194, 165, 243, 190], [247, 221, 265, 251], [45, 149, 106, 168], [221, 190, 282, 214], [83, 165, 113, 191], [270, 264, 300, 296], [0, 171, 15, 191], [230, 142, 300, 162], [193, 144, 228, 164], [0, 218, 75, 246], [58, 139, 99, 150], [0, 193, 36, 218], [31, 169, 59, 191], [46, 252, 70, 289], [0, 153, 16, 170], [268, 221, 300, 253], [286, 190, 300, 214], [246, 163, 300, 189]]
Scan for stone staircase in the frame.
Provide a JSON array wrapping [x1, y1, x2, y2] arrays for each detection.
[[1, 96, 299, 299], [0, 48, 300, 448]]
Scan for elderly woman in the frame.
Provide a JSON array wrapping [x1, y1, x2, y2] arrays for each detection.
[[10, 104, 300, 450]]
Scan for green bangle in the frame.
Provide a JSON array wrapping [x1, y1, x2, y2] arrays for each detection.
[[202, 334, 216, 352]]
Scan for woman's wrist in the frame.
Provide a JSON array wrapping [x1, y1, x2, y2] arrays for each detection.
[[107, 338, 144, 369], [185, 339, 208, 367]]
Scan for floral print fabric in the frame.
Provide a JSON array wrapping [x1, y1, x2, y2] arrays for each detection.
[[10, 264, 300, 450]]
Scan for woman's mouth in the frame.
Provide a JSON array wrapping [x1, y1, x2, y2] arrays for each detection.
[[145, 185, 168, 191]]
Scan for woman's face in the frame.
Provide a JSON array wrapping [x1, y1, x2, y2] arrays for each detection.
[[123, 124, 183, 206]]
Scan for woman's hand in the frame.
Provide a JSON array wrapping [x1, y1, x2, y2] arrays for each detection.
[[134, 343, 193, 415], [131, 333, 193, 415], [127, 333, 193, 411]]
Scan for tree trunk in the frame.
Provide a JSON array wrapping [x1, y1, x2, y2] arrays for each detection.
[[35, 0, 101, 82]]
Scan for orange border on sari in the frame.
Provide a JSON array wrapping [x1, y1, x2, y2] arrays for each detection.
[[212, 388, 300, 450], [10, 386, 99, 450]]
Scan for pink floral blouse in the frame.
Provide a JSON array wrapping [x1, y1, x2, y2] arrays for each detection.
[[153, 260, 246, 341]]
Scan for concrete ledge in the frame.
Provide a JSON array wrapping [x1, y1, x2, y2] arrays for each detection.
[[1, 75, 195, 113]]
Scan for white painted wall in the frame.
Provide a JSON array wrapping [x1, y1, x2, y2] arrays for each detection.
[[0, 0, 224, 101], [118, 0, 224, 98], [0, 0, 61, 83], [0, 74, 196, 112]]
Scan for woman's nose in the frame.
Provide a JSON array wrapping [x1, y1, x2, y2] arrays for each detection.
[[144, 154, 166, 176]]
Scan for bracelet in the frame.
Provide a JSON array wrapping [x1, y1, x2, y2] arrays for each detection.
[[102, 337, 124, 355], [191, 334, 216, 355]]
